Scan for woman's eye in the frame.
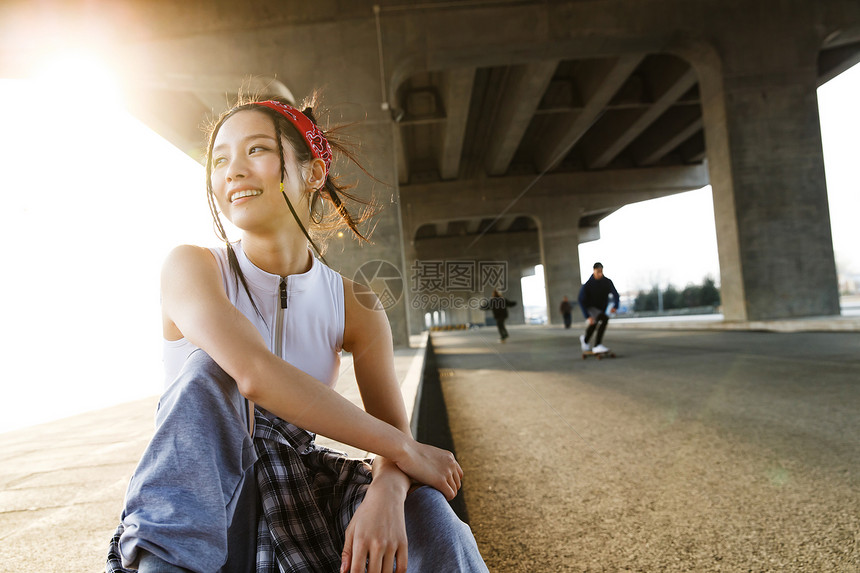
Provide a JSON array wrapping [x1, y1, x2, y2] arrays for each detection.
[[213, 156, 227, 167], [249, 145, 266, 154]]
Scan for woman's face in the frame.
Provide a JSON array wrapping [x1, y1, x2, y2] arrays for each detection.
[[210, 109, 309, 233]]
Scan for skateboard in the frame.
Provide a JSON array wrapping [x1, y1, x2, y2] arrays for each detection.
[[582, 350, 616, 360]]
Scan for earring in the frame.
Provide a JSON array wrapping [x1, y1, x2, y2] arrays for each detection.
[[309, 189, 324, 224]]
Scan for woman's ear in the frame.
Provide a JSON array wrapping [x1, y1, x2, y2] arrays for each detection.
[[306, 157, 327, 191]]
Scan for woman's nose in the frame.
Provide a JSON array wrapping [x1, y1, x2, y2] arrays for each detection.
[[225, 156, 247, 181]]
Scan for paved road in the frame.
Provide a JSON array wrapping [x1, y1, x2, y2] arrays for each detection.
[[434, 325, 859, 572]]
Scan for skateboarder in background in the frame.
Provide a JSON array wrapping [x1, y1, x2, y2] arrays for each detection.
[[578, 262, 619, 354]]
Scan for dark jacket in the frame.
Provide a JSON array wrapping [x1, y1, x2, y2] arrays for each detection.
[[578, 276, 619, 318], [485, 295, 516, 321]]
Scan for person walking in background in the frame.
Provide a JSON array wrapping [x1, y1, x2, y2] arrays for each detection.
[[560, 296, 573, 329], [578, 262, 619, 354], [488, 289, 516, 342]]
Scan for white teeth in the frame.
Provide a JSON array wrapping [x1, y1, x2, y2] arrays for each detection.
[[230, 189, 262, 202]]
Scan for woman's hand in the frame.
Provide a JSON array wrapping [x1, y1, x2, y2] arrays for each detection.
[[340, 480, 408, 573], [395, 440, 462, 501]]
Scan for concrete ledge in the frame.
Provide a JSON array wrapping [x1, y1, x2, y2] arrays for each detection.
[[405, 332, 430, 437], [412, 334, 470, 523]]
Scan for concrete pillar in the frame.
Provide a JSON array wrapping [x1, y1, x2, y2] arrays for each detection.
[[536, 201, 583, 326], [452, 306, 470, 326], [503, 265, 526, 325], [402, 244, 428, 336], [694, 26, 840, 320], [323, 123, 412, 346]]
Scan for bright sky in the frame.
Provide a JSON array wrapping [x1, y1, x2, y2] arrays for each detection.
[[0, 56, 212, 433], [577, 186, 718, 294], [1, 56, 857, 433]]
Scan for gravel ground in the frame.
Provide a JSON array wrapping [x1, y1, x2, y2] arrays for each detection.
[[433, 327, 859, 572]]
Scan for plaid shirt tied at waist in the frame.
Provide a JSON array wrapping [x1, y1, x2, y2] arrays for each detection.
[[107, 410, 373, 573]]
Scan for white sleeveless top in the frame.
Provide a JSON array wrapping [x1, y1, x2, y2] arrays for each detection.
[[162, 242, 344, 389]]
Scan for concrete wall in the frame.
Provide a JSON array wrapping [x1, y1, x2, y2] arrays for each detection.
[[411, 231, 541, 330]]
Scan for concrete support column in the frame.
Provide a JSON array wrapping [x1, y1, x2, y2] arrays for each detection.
[[694, 28, 840, 320], [326, 122, 412, 347], [453, 306, 471, 326], [503, 265, 526, 325], [536, 202, 583, 326], [402, 245, 427, 336]]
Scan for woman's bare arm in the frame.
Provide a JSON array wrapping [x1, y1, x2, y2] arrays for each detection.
[[343, 278, 415, 494], [160, 245, 460, 496]]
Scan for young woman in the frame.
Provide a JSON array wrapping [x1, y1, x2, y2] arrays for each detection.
[[106, 97, 487, 573]]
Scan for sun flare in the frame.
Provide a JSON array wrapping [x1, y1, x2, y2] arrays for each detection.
[[31, 50, 121, 108]]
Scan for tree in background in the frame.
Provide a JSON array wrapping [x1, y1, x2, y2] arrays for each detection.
[[662, 284, 681, 310], [635, 286, 659, 311], [634, 276, 720, 312]]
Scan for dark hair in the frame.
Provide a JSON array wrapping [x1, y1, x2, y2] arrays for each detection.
[[203, 93, 379, 315], [205, 94, 377, 248], [593, 262, 603, 269]]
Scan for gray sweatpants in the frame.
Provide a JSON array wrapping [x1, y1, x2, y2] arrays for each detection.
[[117, 350, 487, 573]]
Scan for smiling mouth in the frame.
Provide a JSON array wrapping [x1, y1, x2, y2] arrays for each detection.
[[230, 189, 262, 203]]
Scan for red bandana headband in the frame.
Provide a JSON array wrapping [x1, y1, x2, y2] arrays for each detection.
[[253, 100, 333, 175]]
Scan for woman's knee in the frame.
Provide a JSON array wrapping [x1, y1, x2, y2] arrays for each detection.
[[174, 350, 233, 393], [404, 487, 487, 571], [405, 486, 470, 543], [162, 351, 240, 408], [155, 350, 249, 436]]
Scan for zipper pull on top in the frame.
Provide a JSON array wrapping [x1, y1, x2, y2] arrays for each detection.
[[279, 277, 288, 309]]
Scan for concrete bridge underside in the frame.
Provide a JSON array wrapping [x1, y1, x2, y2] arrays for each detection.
[[3, 0, 859, 344]]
